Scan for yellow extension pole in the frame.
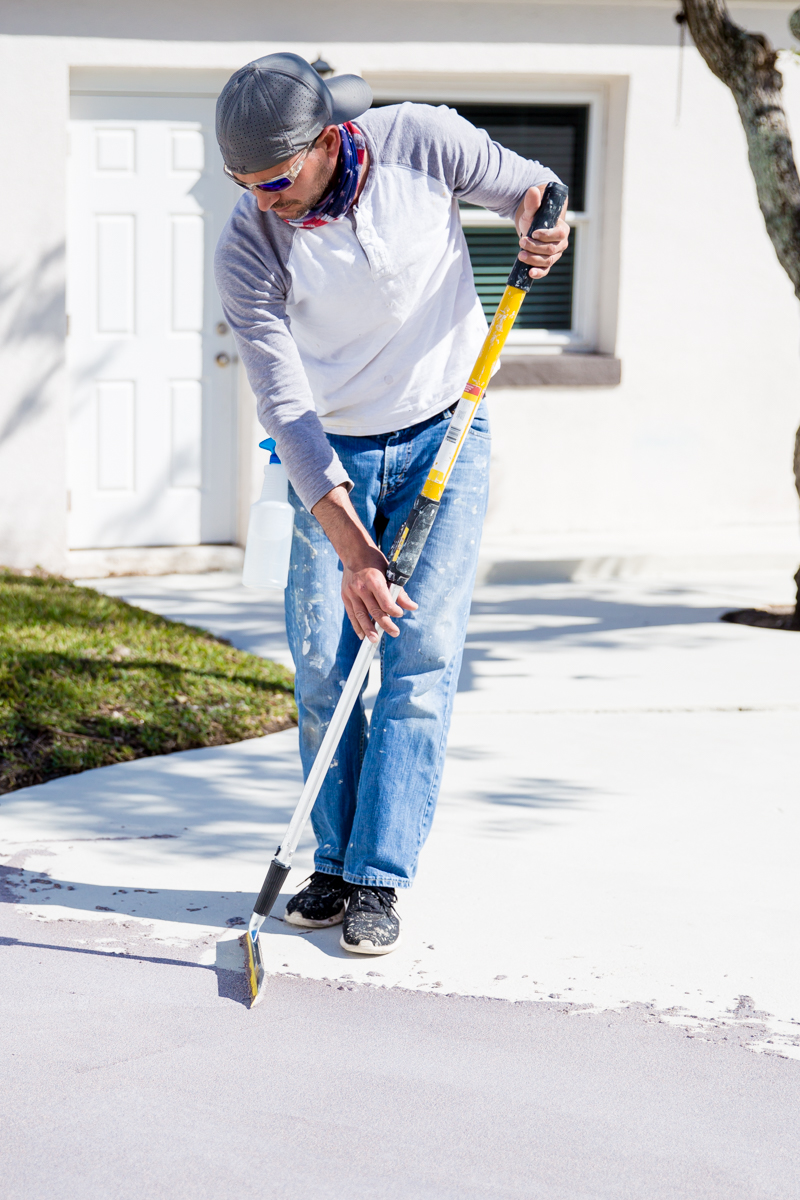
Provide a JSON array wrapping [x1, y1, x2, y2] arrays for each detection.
[[420, 284, 526, 503]]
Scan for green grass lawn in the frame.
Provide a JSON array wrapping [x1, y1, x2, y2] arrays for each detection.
[[0, 569, 296, 795]]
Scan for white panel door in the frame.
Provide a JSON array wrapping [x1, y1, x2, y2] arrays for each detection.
[[67, 95, 241, 548]]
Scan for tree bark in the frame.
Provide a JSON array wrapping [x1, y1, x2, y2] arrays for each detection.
[[682, 1, 800, 296], [682, 2, 800, 621]]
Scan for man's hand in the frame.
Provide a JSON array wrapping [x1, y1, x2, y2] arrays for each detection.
[[514, 185, 570, 280], [311, 486, 418, 643]]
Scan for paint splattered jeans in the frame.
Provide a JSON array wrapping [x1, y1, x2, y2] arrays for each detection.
[[285, 403, 490, 889]]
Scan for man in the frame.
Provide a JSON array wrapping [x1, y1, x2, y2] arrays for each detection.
[[214, 53, 569, 954]]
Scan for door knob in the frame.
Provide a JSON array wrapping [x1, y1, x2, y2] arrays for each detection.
[[215, 353, 231, 367]]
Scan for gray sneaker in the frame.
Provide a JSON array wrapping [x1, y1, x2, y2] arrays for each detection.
[[340, 886, 400, 954], [284, 872, 349, 928]]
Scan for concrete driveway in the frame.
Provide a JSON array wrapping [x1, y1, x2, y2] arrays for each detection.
[[2, 567, 799, 1197]]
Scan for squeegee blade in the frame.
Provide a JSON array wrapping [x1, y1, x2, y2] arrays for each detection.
[[244, 930, 267, 1007]]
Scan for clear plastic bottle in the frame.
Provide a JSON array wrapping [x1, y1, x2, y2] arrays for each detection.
[[242, 441, 295, 590]]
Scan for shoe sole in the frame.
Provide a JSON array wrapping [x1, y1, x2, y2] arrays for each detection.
[[284, 907, 345, 929], [339, 932, 401, 955]]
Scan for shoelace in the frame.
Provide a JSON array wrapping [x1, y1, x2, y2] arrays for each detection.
[[350, 886, 397, 914], [298, 872, 349, 898]]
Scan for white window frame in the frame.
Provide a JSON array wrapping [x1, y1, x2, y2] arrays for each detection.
[[368, 79, 605, 355]]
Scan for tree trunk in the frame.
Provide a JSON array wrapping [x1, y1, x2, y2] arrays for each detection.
[[682, 1, 800, 623], [682, 1, 800, 293]]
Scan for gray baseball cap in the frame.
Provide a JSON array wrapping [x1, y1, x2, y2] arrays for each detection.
[[216, 53, 373, 175]]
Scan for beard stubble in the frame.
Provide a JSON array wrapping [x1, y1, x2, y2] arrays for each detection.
[[271, 153, 339, 221]]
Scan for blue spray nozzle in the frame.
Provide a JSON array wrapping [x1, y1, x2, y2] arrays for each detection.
[[258, 437, 281, 465]]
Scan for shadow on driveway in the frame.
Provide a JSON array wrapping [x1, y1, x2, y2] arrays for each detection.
[[0, 931, 250, 1005], [458, 586, 732, 692]]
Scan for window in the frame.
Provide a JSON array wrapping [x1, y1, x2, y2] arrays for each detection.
[[455, 103, 585, 339], [463, 226, 575, 331], [455, 102, 587, 209], [372, 97, 594, 352]]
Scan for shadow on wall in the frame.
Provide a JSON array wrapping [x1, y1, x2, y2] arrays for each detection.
[[0, 241, 66, 446], [0, 241, 68, 566]]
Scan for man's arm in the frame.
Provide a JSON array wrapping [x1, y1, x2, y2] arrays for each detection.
[[217, 200, 412, 641], [311, 486, 418, 643], [215, 203, 355, 514], [377, 106, 570, 280]]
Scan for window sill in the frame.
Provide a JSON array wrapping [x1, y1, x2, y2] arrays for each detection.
[[492, 354, 621, 388]]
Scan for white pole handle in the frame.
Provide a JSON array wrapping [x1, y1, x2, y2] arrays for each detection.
[[276, 584, 401, 866]]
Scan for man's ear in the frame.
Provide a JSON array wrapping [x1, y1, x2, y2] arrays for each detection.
[[317, 124, 342, 159]]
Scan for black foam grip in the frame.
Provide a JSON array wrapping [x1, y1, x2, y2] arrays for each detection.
[[253, 859, 291, 918], [506, 181, 569, 293], [386, 495, 440, 587]]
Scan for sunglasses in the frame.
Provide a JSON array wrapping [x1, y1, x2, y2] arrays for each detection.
[[224, 145, 312, 193]]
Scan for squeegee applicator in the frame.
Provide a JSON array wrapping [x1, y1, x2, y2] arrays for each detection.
[[245, 181, 568, 1007]]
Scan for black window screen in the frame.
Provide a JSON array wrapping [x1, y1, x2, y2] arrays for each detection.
[[450, 103, 587, 212], [464, 226, 575, 330], [372, 99, 586, 331]]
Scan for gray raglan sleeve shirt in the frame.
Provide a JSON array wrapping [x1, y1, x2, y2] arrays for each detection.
[[214, 103, 561, 513]]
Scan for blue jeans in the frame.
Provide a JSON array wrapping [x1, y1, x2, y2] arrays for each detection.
[[285, 404, 490, 888]]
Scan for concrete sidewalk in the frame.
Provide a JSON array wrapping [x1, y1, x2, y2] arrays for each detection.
[[2, 566, 800, 1196], [4, 565, 799, 1036]]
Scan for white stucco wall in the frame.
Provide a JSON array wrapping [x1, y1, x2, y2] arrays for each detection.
[[0, 40, 69, 572], [1, 1, 799, 570]]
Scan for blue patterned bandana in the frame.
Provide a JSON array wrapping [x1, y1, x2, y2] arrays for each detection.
[[283, 123, 366, 229]]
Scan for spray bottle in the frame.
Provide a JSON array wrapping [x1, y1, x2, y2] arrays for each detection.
[[242, 438, 295, 590]]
